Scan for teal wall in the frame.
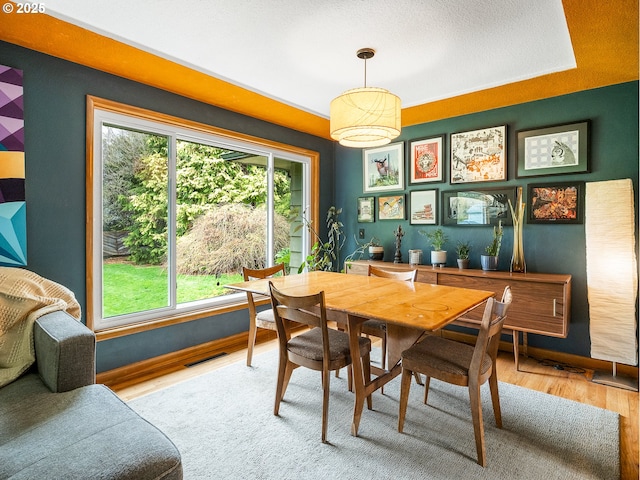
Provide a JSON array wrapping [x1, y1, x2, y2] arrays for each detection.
[[335, 82, 639, 358], [0, 41, 335, 372]]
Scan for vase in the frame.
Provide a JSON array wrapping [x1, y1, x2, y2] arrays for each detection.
[[408, 249, 422, 266], [481, 254, 498, 271], [510, 187, 526, 273]]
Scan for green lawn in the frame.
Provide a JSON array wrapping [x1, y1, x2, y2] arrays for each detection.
[[103, 262, 243, 317]]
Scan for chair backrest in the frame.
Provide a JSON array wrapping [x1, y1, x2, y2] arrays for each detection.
[[269, 282, 329, 356], [242, 263, 286, 316], [469, 286, 512, 379], [368, 265, 417, 282], [243, 263, 286, 282]]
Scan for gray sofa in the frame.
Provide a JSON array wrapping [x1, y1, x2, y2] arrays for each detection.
[[0, 311, 183, 479]]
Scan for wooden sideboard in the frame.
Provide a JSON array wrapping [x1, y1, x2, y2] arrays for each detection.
[[345, 260, 572, 370]]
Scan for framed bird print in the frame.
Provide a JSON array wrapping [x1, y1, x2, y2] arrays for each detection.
[[363, 142, 404, 193]]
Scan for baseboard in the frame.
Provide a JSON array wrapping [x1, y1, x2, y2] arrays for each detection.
[[96, 329, 277, 387]]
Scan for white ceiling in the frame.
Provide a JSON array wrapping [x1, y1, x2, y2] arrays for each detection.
[[44, 0, 576, 119]]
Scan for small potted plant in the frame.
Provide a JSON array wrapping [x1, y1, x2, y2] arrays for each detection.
[[344, 236, 383, 267], [481, 221, 503, 271], [455, 241, 471, 269], [420, 227, 448, 267], [368, 238, 384, 261]]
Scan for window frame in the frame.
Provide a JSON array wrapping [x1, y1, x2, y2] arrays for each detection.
[[86, 96, 319, 339]]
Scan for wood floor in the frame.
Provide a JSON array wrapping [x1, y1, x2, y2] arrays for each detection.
[[111, 338, 638, 480]]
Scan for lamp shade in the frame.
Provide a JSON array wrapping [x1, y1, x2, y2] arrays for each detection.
[[330, 87, 401, 148]]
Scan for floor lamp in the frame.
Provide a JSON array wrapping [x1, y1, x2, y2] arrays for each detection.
[[585, 179, 638, 392]]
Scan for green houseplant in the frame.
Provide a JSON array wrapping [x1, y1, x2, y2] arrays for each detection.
[[420, 227, 448, 266], [455, 240, 471, 269], [344, 236, 383, 269], [481, 221, 503, 271], [296, 206, 345, 273]]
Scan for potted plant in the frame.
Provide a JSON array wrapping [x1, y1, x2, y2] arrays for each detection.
[[481, 221, 503, 271], [455, 241, 471, 269], [367, 238, 384, 261], [344, 236, 383, 268], [420, 227, 448, 266]]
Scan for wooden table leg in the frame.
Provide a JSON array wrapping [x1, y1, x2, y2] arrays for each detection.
[[348, 318, 425, 437], [347, 314, 367, 436]]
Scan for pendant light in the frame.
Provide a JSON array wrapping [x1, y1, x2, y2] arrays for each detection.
[[330, 48, 401, 148]]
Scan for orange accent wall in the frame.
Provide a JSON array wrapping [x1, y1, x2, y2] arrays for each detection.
[[0, 0, 637, 139]]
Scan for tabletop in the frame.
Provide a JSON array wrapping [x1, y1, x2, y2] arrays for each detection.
[[225, 271, 494, 332]]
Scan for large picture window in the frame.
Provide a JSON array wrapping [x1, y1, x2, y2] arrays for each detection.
[[87, 97, 318, 333]]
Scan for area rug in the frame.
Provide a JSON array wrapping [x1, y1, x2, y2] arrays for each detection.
[[128, 350, 619, 480]]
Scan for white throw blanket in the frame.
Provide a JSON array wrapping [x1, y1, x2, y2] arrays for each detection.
[[0, 267, 81, 387]]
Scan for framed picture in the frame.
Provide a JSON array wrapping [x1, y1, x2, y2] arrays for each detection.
[[410, 190, 438, 225], [409, 135, 444, 184], [378, 195, 405, 220], [527, 181, 585, 224], [450, 125, 506, 184], [357, 196, 375, 223], [442, 187, 515, 226], [363, 142, 404, 193], [516, 120, 590, 178]]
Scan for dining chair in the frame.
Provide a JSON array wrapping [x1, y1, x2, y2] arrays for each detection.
[[269, 281, 372, 443], [363, 265, 418, 371], [397, 286, 512, 467], [242, 263, 286, 366]]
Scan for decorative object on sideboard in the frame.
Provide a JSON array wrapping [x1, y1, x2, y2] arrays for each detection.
[[343, 236, 383, 271], [481, 221, 503, 271], [330, 48, 401, 148], [455, 241, 471, 269], [393, 225, 404, 263], [420, 227, 448, 267], [509, 186, 526, 273], [369, 244, 384, 261], [408, 249, 423, 266]]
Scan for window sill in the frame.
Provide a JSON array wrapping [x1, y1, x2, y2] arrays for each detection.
[[94, 297, 271, 341]]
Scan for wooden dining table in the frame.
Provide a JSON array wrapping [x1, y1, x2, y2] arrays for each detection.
[[225, 270, 493, 436]]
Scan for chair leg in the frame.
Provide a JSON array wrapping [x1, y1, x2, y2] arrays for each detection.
[[321, 368, 330, 443], [281, 361, 295, 401], [468, 382, 487, 467], [488, 370, 502, 428], [274, 353, 288, 415], [413, 372, 423, 385], [246, 320, 258, 366], [423, 376, 431, 404], [398, 367, 413, 432]]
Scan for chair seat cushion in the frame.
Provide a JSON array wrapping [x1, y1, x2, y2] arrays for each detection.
[[255, 309, 276, 329], [402, 335, 491, 381], [288, 328, 371, 363], [361, 319, 386, 333]]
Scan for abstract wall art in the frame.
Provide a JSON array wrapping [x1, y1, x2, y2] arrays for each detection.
[[0, 64, 27, 266]]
